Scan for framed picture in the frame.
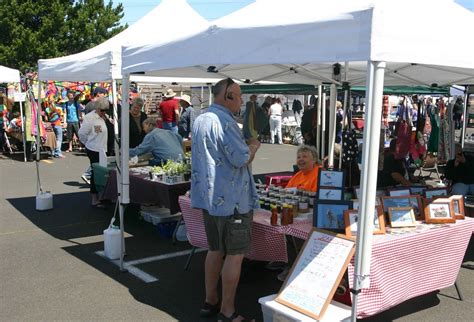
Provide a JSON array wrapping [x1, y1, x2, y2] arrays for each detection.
[[353, 186, 386, 200], [318, 188, 343, 200], [344, 206, 385, 237], [350, 198, 381, 210], [425, 200, 455, 224], [424, 187, 449, 199], [314, 200, 353, 231], [382, 195, 424, 220], [319, 169, 345, 188], [387, 187, 411, 197], [388, 207, 417, 228], [409, 185, 428, 195], [449, 195, 465, 220]]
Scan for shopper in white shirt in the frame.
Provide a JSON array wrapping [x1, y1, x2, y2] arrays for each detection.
[[268, 97, 283, 144], [78, 97, 109, 207]]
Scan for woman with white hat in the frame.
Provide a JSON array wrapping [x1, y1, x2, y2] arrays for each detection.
[[178, 94, 195, 139], [159, 88, 180, 134]]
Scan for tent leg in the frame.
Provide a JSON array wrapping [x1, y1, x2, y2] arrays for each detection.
[[119, 75, 131, 272], [351, 61, 386, 322], [184, 247, 197, 271], [454, 281, 464, 301]]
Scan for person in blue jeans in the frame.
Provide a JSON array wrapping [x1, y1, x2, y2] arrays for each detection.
[[63, 90, 82, 152]]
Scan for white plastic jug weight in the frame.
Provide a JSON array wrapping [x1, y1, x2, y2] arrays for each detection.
[[36, 191, 53, 211], [104, 226, 121, 260]]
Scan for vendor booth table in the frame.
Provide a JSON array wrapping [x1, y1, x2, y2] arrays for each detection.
[[179, 194, 474, 318], [285, 218, 474, 318], [95, 164, 190, 214], [178, 196, 313, 263]]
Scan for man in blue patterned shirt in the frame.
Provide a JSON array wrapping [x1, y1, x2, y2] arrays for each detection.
[[191, 78, 261, 322]]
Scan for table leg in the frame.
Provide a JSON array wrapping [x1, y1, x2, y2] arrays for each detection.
[[454, 281, 464, 301]]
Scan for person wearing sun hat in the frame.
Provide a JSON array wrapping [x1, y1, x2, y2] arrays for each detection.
[[159, 88, 180, 134], [178, 94, 195, 139]]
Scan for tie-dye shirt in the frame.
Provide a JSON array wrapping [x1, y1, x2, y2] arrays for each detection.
[[191, 103, 258, 216]]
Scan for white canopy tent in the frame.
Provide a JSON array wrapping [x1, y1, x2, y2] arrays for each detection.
[[37, 0, 209, 82], [0, 65, 21, 83], [121, 0, 474, 319], [0, 65, 27, 162]]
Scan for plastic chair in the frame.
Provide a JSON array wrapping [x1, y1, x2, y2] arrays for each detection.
[[178, 196, 208, 270]]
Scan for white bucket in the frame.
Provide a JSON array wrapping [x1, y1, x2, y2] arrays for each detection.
[[103, 226, 121, 260], [36, 191, 53, 211]]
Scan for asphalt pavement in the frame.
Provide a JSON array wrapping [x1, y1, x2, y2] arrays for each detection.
[[1, 143, 473, 321]]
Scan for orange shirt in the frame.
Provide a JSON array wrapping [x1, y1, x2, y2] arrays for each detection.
[[286, 164, 321, 192]]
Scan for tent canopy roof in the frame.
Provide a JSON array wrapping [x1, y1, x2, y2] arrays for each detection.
[[38, 0, 209, 82], [0, 65, 20, 83], [122, 0, 474, 87]]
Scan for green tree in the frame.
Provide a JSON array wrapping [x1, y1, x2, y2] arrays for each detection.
[[0, 0, 126, 73]]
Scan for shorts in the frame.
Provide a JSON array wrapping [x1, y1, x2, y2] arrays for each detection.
[[203, 209, 253, 255], [67, 122, 80, 141]]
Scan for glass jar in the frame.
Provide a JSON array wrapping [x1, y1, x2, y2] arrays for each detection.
[[281, 203, 290, 225], [308, 192, 316, 208], [299, 196, 309, 213], [270, 204, 279, 226]]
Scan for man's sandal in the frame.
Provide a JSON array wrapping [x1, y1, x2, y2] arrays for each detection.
[[199, 302, 219, 317], [217, 312, 253, 322]]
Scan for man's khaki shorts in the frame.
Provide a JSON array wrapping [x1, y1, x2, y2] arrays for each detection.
[[203, 209, 253, 255]]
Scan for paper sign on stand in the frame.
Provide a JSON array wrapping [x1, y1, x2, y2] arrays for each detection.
[[275, 228, 355, 320]]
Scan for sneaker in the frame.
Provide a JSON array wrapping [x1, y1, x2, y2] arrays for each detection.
[[277, 266, 290, 282], [81, 174, 91, 185]]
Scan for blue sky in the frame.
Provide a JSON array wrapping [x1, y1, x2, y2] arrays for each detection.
[[112, 0, 474, 25]]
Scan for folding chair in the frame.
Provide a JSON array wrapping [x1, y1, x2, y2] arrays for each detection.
[[178, 196, 208, 270]]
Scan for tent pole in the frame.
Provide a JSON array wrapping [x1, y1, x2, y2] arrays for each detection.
[[461, 86, 469, 148], [339, 62, 349, 170], [351, 61, 386, 322], [327, 84, 337, 168], [321, 89, 326, 161], [18, 90, 27, 162], [208, 83, 213, 107], [200, 86, 204, 110], [112, 79, 124, 256], [316, 85, 322, 158], [339, 86, 349, 170], [119, 75, 130, 272]]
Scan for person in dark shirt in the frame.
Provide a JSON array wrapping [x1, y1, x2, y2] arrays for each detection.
[[381, 139, 411, 187], [129, 97, 147, 148], [445, 144, 474, 196], [178, 94, 195, 139]]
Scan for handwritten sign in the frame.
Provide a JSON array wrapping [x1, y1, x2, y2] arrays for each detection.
[[275, 228, 355, 320]]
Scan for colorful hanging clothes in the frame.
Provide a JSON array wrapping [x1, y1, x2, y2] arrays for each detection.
[[427, 108, 440, 153]]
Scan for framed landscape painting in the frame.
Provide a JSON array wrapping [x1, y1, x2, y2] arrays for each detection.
[[319, 169, 345, 188], [314, 200, 353, 232], [388, 207, 417, 228], [424, 187, 449, 199], [344, 206, 386, 237], [382, 195, 424, 220]]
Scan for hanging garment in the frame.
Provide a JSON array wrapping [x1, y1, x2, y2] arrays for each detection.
[[427, 107, 440, 153], [341, 130, 359, 164], [292, 99, 303, 114], [394, 105, 412, 159]]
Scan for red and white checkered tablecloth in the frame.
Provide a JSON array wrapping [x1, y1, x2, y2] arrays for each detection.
[[178, 196, 290, 262], [284, 218, 474, 318]]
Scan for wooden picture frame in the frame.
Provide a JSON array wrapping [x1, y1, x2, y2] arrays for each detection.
[[423, 187, 449, 199], [275, 228, 355, 320], [425, 199, 456, 224], [409, 185, 428, 196], [318, 169, 345, 188], [382, 195, 424, 220], [387, 187, 411, 197], [313, 200, 353, 231], [388, 207, 417, 228], [449, 195, 465, 220], [344, 206, 386, 237], [318, 187, 344, 200]]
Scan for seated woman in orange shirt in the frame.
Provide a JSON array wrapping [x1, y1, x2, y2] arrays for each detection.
[[286, 145, 321, 192]]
